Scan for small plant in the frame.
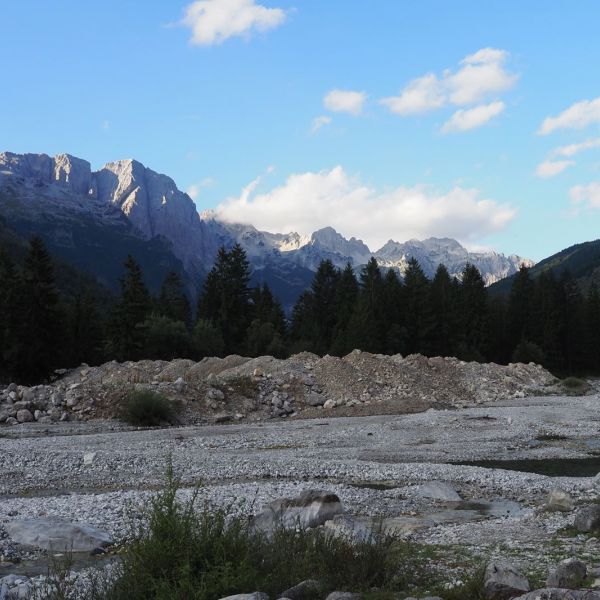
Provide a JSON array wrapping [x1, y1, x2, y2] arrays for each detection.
[[562, 376, 586, 390], [120, 389, 176, 426]]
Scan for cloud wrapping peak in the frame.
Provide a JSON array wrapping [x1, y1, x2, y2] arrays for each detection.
[[182, 0, 286, 46], [323, 90, 367, 115], [380, 47, 516, 130], [538, 97, 600, 135], [441, 101, 505, 133], [215, 166, 516, 249]]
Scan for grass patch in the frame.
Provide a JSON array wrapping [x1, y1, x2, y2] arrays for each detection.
[[120, 390, 177, 427]]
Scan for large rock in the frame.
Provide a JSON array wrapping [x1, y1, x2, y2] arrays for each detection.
[[278, 579, 321, 599], [219, 594, 269, 600], [4, 518, 113, 552], [484, 560, 530, 600], [325, 593, 363, 600], [252, 491, 343, 533], [574, 505, 600, 532], [513, 590, 600, 600], [15, 409, 33, 424], [416, 481, 461, 502], [547, 558, 587, 588], [546, 490, 574, 512]]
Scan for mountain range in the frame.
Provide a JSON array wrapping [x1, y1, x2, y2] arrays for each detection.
[[0, 151, 534, 307]]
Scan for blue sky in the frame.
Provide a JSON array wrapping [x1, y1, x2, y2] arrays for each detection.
[[2, 1, 600, 260]]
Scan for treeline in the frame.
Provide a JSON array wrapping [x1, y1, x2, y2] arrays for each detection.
[[1, 237, 599, 384]]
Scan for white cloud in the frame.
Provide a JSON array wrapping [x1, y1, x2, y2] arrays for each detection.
[[553, 137, 600, 157], [535, 159, 575, 178], [310, 115, 332, 134], [570, 182, 600, 210], [215, 166, 516, 250], [441, 101, 505, 133], [446, 48, 517, 105], [538, 97, 600, 135], [323, 90, 366, 115], [181, 0, 286, 46], [381, 48, 517, 126], [380, 74, 445, 115]]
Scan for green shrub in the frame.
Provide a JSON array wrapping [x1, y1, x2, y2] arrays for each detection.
[[95, 467, 423, 600], [562, 376, 586, 390], [121, 390, 176, 426]]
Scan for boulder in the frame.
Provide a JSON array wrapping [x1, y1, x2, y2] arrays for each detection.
[[546, 489, 574, 512], [513, 590, 600, 600], [325, 593, 364, 600], [484, 560, 530, 600], [5, 518, 113, 552], [547, 558, 587, 588], [219, 594, 269, 600], [417, 481, 461, 502], [15, 409, 33, 424], [253, 491, 343, 533], [278, 579, 321, 599], [574, 505, 600, 532]]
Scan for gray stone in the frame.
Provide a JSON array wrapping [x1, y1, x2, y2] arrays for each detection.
[[5, 417, 17, 426], [83, 452, 97, 466], [15, 409, 33, 423], [174, 377, 186, 393], [575, 505, 600, 532], [5, 518, 113, 552], [306, 392, 325, 407], [484, 560, 530, 600], [207, 388, 225, 402], [547, 489, 574, 512], [218, 594, 269, 600], [278, 579, 321, 599], [253, 490, 343, 533], [325, 593, 364, 600], [513, 590, 600, 600], [417, 481, 461, 502], [547, 558, 587, 588]]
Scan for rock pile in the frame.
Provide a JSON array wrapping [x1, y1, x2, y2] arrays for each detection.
[[0, 351, 559, 426]]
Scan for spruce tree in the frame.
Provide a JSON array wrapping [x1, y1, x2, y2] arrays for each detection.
[[309, 260, 340, 354], [158, 271, 191, 327], [457, 264, 488, 360], [108, 255, 152, 361], [67, 289, 105, 367], [403, 258, 434, 355], [0, 250, 18, 380], [12, 237, 64, 382], [382, 268, 406, 355], [507, 265, 534, 350], [429, 264, 457, 357], [330, 263, 359, 356], [585, 282, 600, 372]]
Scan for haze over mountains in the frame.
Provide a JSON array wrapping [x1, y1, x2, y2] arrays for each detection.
[[0, 151, 533, 305]]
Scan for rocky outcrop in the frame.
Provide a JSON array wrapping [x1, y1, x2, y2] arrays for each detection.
[[484, 560, 530, 600]]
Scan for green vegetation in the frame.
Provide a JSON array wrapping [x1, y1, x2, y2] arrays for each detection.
[[121, 390, 177, 427], [562, 376, 586, 390]]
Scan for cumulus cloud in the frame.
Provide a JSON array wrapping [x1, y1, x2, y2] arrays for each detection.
[[570, 182, 600, 210], [535, 160, 575, 178], [215, 166, 516, 249], [538, 97, 600, 135], [553, 137, 600, 157], [310, 115, 332, 134], [441, 101, 505, 133], [380, 74, 445, 115], [323, 90, 367, 115], [181, 0, 286, 46], [380, 47, 517, 128]]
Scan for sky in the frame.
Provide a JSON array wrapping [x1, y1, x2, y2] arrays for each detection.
[[2, 1, 600, 260]]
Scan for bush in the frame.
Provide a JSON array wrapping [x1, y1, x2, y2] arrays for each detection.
[[94, 467, 422, 600], [562, 376, 586, 390], [121, 390, 176, 426], [511, 340, 545, 365]]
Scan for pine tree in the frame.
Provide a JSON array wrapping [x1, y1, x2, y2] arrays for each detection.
[[309, 260, 340, 354], [11, 237, 65, 382], [382, 268, 406, 355], [196, 244, 252, 354], [559, 270, 585, 374], [108, 255, 152, 361], [330, 263, 359, 356], [67, 289, 105, 367], [403, 258, 434, 355], [507, 265, 534, 350], [346, 258, 385, 353], [457, 264, 488, 360], [245, 283, 287, 357], [157, 271, 191, 327], [585, 282, 600, 372], [0, 249, 18, 379], [429, 264, 457, 357], [290, 291, 317, 353]]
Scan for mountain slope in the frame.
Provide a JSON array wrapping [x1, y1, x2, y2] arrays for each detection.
[[490, 239, 600, 295]]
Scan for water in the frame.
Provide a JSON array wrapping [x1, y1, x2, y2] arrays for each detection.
[[454, 457, 600, 477]]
